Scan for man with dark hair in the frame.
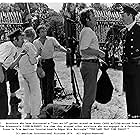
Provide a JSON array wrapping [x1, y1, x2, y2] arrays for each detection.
[[33, 25, 69, 108], [79, 8, 105, 119], [0, 29, 26, 118], [120, 5, 140, 119]]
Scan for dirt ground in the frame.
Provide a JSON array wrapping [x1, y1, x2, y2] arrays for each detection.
[[12, 51, 127, 119]]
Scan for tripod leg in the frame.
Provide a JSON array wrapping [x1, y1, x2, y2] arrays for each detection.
[[54, 70, 66, 95], [73, 70, 82, 102], [70, 67, 80, 105]]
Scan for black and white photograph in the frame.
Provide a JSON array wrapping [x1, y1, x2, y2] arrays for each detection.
[[0, 1, 140, 139]]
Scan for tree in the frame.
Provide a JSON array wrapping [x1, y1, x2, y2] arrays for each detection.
[[89, 3, 109, 11]]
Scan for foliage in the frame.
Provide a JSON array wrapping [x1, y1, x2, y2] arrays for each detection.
[[0, 2, 65, 45], [89, 3, 110, 11]]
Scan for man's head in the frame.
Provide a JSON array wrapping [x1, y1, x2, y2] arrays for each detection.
[[120, 5, 138, 25], [7, 29, 24, 48], [23, 27, 37, 42], [36, 25, 48, 38], [79, 8, 97, 28]]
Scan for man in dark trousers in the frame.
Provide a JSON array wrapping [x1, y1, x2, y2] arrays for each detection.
[[120, 5, 140, 119], [0, 29, 26, 119], [33, 25, 69, 108]]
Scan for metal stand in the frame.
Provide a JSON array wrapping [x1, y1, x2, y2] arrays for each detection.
[[54, 70, 67, 99], [70, 65, 82, 106]]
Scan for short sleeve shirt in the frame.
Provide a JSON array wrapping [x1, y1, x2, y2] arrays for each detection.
[[33, 36, 60, 59], [19, 41, 37, 74], [0, 41, 17, 69], [79, 27, 99, 59]]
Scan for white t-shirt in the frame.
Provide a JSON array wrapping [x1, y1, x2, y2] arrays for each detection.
[[19, 41, 37, 75], [33, 36, 61, 59], [0, 41, 17, 69], [79, 27, 99, 59]]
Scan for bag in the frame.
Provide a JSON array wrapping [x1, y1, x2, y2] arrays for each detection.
[[96, 70, 113, 104], [38, 103, 81, 119], [36, 66, 45, 78]]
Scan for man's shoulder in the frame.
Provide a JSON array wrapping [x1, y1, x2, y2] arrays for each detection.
[[33, 38, 39, 43], [0, 41, 14, 48], [0, 41, 12, 45], [82, 27, 92, 32], [81, 27, 95, 35], [46, 36, 55, 40]]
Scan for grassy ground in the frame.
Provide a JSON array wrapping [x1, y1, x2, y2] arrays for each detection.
[[14, 51, 127, 119]]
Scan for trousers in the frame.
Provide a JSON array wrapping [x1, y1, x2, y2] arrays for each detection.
[[22, 72, 42, 116], [41, 59, 55, 105], [6, 68, 20, 93], [124, 62, 140, 117], [80, 61, 99, 119], [0, 67, 8, 119]]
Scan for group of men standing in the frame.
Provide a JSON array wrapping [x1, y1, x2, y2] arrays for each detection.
[[0, 25, 68, 119], [1, 4, 140, 119]]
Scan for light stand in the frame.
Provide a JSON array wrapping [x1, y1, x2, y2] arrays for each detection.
[[69, 55, 82, 106]]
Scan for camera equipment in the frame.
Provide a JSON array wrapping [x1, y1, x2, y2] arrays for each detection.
[[62, 3, 82, 106], [54, 70, 67, 100], [63, 3, 81, 67]]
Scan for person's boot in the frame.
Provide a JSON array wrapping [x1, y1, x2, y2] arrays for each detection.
[[9, 104, 21, 119], [9, 96, 21, 119]]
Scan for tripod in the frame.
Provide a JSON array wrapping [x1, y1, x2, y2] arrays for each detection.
[[69, 65, 82, 106], [54, 70, 67, 99]]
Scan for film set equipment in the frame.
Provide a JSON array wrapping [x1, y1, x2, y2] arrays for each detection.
[[62, 3, 82, 106], [53, 70, 68, 100]]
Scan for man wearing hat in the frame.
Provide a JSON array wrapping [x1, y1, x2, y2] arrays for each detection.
[[120, 5, 140, 119], [0, 29, 26, 119]]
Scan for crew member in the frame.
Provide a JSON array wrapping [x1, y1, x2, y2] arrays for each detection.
[[79, 8, 105, 119]]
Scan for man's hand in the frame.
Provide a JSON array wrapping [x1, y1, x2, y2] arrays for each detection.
[[0, 65, 4, 83]]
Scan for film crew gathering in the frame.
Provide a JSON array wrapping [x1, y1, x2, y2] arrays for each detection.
[[0, 4, 140, 119]]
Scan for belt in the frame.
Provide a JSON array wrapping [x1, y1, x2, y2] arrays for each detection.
[[82, 59, 98, 63]]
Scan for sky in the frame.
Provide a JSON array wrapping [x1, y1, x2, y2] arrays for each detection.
[[46, 3, 63, 12], [2, 0, 139, 12]]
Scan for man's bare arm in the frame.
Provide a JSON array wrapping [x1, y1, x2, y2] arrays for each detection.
[[0, 63, 4, 83], [9, 50, 27, 69]]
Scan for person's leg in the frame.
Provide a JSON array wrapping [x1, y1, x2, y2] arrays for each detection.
[[80, 62, 99, 119], [22, 74, 31, 118], [27, 72, 42, 118], [42, 60, 55, 106], [133, 65, 140, 117], [123, 64, 138, 118], [0, 81, 8, 119], [7, 69, 21, 105]]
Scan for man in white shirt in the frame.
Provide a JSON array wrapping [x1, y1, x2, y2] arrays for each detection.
[[79, 8, 105, 119], [33, 25, 68, 108], [0, 29, 25, 118]]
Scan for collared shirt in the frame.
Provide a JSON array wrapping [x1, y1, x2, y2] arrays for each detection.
[[125, 20, 136, 31], [19, 41, 37, 75], [0, 41, 17, 69], [33, 36, 61, 59], [79, 27, 99, 59]]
